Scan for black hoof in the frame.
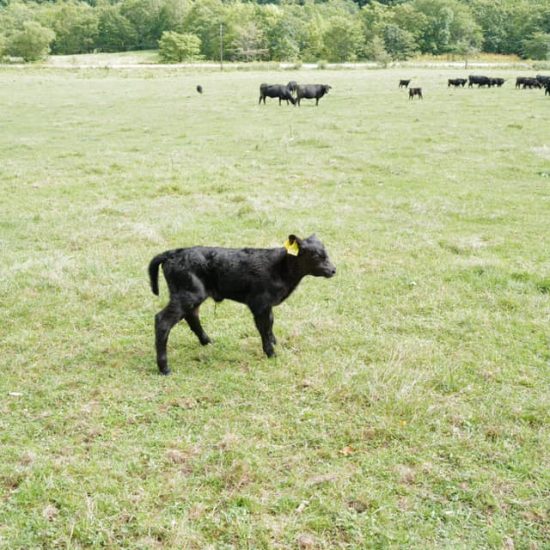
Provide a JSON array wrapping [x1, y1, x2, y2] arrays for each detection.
[[159, 367, 171, 376]]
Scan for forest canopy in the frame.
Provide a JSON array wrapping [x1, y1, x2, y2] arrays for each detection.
[[0, 0, 549, 62]]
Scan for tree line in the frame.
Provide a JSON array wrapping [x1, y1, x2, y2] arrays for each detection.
[[0, 0, 548, 63]]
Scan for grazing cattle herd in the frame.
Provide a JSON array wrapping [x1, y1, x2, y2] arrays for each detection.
[[402, 74, 549, 96], [516, 75, 550, 91], [254, 74, 549, 107]]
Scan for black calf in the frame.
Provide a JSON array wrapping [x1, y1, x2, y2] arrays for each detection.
[[399, 79, 411, 88], [490, 78, 505, 87], [409, 87, 423, 99], [149, 234, 336, 374], [448, 78, 467, 88]]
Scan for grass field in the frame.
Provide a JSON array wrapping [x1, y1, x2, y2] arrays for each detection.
[[0, 67, 549, 549]]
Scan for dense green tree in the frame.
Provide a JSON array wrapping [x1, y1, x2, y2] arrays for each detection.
[[159, 0, 190, 34], [96, 4, 137, 52], [254, 3, 297, 61], [220, 2, 266, 61], [382, 22, 418, 60], [363, 35, 391, 66], [392, 2, 429, 45], [522, 32, 550, 60], [261, 6, 302, 60], [120, 0, 168, 50], [320, 0, 360, 19], [361, 1, 391, 39], [7, 20, 55, 60], [451, 39, 480, 67], [469, 0, 547, 55], [469, 0, 511, 53], [158, 30, 201, 62], [232, 22, 267, 60], [322, 15, 364, 61], [411, 0, 481, 54], [41, 1, 98, 54], [300, 10, 326, 61], [0, 1, 38, 35], [183, 0, 224, 60]]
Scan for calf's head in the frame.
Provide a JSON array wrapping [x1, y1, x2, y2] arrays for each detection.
[[286, 234, 336, 278]]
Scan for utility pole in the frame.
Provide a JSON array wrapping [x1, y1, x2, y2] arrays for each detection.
[[220, 23, 224, 71]]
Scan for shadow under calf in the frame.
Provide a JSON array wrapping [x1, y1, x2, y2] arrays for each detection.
[[148, 234, 336, 375]]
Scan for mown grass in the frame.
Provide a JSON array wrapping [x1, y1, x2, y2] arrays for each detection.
[[0, 67, 549, 549]]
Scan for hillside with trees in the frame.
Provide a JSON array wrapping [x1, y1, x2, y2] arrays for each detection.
[[0, 0, 549, 63]]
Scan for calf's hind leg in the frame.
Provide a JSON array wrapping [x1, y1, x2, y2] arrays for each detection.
[[251, 307, 276, 357], [155, 301, 184, 375]]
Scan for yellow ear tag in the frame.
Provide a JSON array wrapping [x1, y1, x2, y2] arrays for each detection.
[[284, 239, 300, 256]]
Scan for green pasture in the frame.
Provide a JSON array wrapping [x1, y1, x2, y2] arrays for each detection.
[[0, 67, 549, 548]]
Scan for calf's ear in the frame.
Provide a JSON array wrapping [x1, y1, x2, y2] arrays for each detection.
[[285, 234, 301, 256], [287, 234, 301, 245]]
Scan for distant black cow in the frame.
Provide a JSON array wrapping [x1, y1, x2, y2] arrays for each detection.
[[448, 78, 467, 88], [536, 75, 550, 86], [296, 84, 331, 106], [399, 79, 411, 88], [468, 75, 492, 87], [409, 87, 423, 100], [490, 78, 505, 87], [196, 85, 203, 94], [149, 235, 336, 374], [516, 77, 528, 89], [521, 78, 542, 89], [259, 83, 296, 105]]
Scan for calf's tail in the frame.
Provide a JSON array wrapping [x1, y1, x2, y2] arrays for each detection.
[[148, 252, 170, 295]]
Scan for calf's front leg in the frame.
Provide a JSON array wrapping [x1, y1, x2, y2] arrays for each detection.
[[184, 306, 211, 346], [252, 307, 276, 357]]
